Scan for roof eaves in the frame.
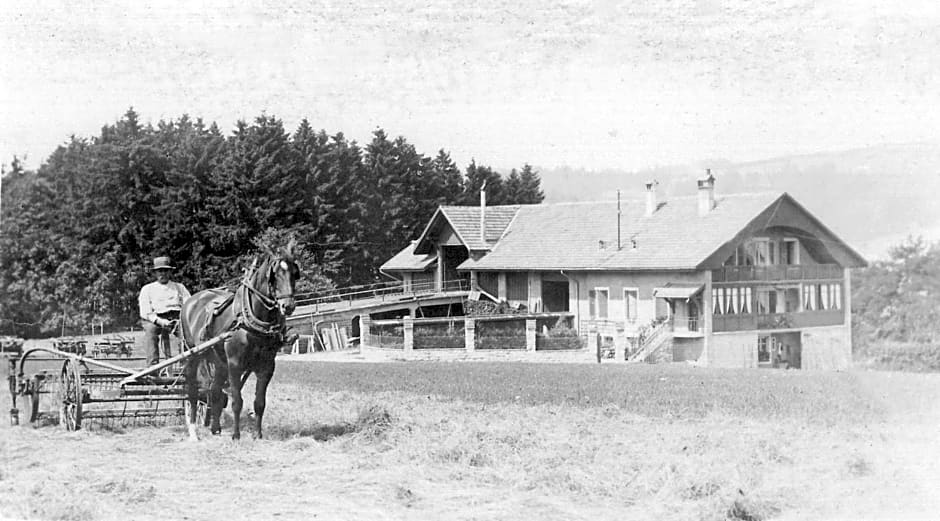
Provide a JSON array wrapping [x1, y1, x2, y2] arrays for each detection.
[[777, 193, 868, 268]]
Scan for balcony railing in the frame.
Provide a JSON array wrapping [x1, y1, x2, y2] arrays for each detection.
[[713, 309, 844, 332], [667, 315, 700, 332], [295, 278, 469, 309], [712, 263, 843, 283]]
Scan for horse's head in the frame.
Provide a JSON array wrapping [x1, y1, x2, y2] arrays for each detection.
[[255, 238, 300, 317]]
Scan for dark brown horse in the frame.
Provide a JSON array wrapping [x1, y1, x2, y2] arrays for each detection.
[[179, 240, 299, 440]]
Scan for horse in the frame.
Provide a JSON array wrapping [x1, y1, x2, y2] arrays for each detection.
[[179, 240, 300, 441]]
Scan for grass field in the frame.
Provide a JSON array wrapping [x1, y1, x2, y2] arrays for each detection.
[[1, 358, 939, 521]]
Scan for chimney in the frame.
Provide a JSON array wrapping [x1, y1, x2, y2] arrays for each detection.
[[479, 181, 487, 244], [698, 169, 716, 215], [645, 180, 659, 216]]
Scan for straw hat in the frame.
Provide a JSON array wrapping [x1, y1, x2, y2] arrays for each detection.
[[152, 256, 175, 270]]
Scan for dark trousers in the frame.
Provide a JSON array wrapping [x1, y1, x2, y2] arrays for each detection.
[[142, 311, 180, 366]]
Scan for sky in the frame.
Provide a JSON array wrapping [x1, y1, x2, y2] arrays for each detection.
[[1, 0, 939, 174]]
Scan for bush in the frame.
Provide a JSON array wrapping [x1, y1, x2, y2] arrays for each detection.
[[475, 318, 526, 350], [536, 325, 584, 350], [856, 342, 940, 372]]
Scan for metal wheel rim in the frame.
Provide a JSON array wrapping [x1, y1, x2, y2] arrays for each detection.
[[58, 360, 82, 431]]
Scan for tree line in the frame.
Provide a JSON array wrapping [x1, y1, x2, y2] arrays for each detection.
[[0, 109, 544, 336], [851, 236, 940, 350]]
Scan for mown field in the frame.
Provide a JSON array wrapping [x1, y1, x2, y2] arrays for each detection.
[[1, 359, 939, 521]]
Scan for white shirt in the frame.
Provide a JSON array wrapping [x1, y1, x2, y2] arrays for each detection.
[[139, 280, 192, 322]]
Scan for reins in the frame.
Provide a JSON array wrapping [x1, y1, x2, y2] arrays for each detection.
[[234, 258, 285, 337]]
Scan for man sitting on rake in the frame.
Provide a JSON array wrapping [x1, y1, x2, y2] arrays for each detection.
[[139, 256, 191, 366]]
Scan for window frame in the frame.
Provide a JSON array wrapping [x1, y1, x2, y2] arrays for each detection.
[[623, 287, 639, 323], [783, 238, 800, 265], [592, 287, 610, 320]]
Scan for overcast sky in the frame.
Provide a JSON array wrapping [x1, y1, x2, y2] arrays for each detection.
[[2, 0, 938, 173]]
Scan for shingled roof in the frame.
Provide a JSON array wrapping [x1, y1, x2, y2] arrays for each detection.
[[380, 241, 437, 272], [460, 192, 865, 271], [386, 191, 866, 274], [413, 205, 521, 254]]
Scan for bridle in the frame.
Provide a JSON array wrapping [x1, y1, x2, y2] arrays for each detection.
[[235, 256, 297, 336]]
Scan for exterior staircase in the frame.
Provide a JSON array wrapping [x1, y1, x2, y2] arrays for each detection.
[[626, 319, 672, 363]]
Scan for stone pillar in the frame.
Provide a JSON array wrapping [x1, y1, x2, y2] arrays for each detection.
[[614, 339, 625, 362], [498, 273, 508, 301], [526, 319, 536, 352], [403, 316, 414, 352], [465, 318, 475, 352], [360, 315, 371, 348]]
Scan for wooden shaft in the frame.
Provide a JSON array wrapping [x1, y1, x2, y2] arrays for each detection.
[[118, 332, 233, 387]]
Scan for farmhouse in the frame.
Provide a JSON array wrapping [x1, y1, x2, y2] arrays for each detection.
[[380, 172, 866, 369]]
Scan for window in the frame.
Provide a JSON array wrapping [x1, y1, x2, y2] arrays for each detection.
[[724, 288, 734, 315], [784, 287, 801, 312], [740, 287, 752, 314], [591, 288, 609, 319], [758, 336, 771, 364], [783, 239, 799, 265], [752, 239, 777, 266], [832, 284, 842, 310], [757, 288, 776, 314], [802, 284, 816, 311], [740, 243, 755, 266], [713, 288, 723, 315], [623, 288, 638, 322]]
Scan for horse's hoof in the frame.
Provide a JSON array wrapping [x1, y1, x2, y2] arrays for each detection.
[[211, 428, 221, 436]]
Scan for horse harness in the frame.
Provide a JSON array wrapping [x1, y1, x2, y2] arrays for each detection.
[[199, 258, 286, 346]]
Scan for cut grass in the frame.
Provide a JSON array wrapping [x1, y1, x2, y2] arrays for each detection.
[[2, 360, 939, 520], [275, 361, 886, 423]]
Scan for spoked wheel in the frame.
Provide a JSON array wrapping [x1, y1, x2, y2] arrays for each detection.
[[58, 359, 83, 431]]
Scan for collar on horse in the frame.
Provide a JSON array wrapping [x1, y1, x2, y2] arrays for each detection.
[[233, 258, 283, 337]]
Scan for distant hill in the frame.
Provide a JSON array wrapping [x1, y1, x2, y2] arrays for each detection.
[[535, 143, 940, 260]]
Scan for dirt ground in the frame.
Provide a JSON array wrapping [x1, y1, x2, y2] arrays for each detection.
[[2, 353, 940, 521]]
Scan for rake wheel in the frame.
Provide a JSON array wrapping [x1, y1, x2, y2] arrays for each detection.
[[58, 359, 83, 431]]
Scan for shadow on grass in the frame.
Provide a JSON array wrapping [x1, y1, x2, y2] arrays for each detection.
[[266, 404, 394, 442], [266, 421, 357, 441]]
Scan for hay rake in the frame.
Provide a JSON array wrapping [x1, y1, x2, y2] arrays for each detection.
[[8, 332, 232, 430]]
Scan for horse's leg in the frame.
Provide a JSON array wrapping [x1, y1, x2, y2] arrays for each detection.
[[184, 360, 199, 441], [208, 358, 227, 435], [252, 353, 276, 439], [227, 357, 246, 441]]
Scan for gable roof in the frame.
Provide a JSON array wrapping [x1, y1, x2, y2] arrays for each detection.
[[413, 205, 522, 254], [460, 192, 867, 271], [380, 241, 437, 273]]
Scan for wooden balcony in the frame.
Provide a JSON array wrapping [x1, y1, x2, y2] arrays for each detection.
[[712, 264, 843, 283], [713, 309, 844, 332]]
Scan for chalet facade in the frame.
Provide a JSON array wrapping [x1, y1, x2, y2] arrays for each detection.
[[380, 174, 866, 369]]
